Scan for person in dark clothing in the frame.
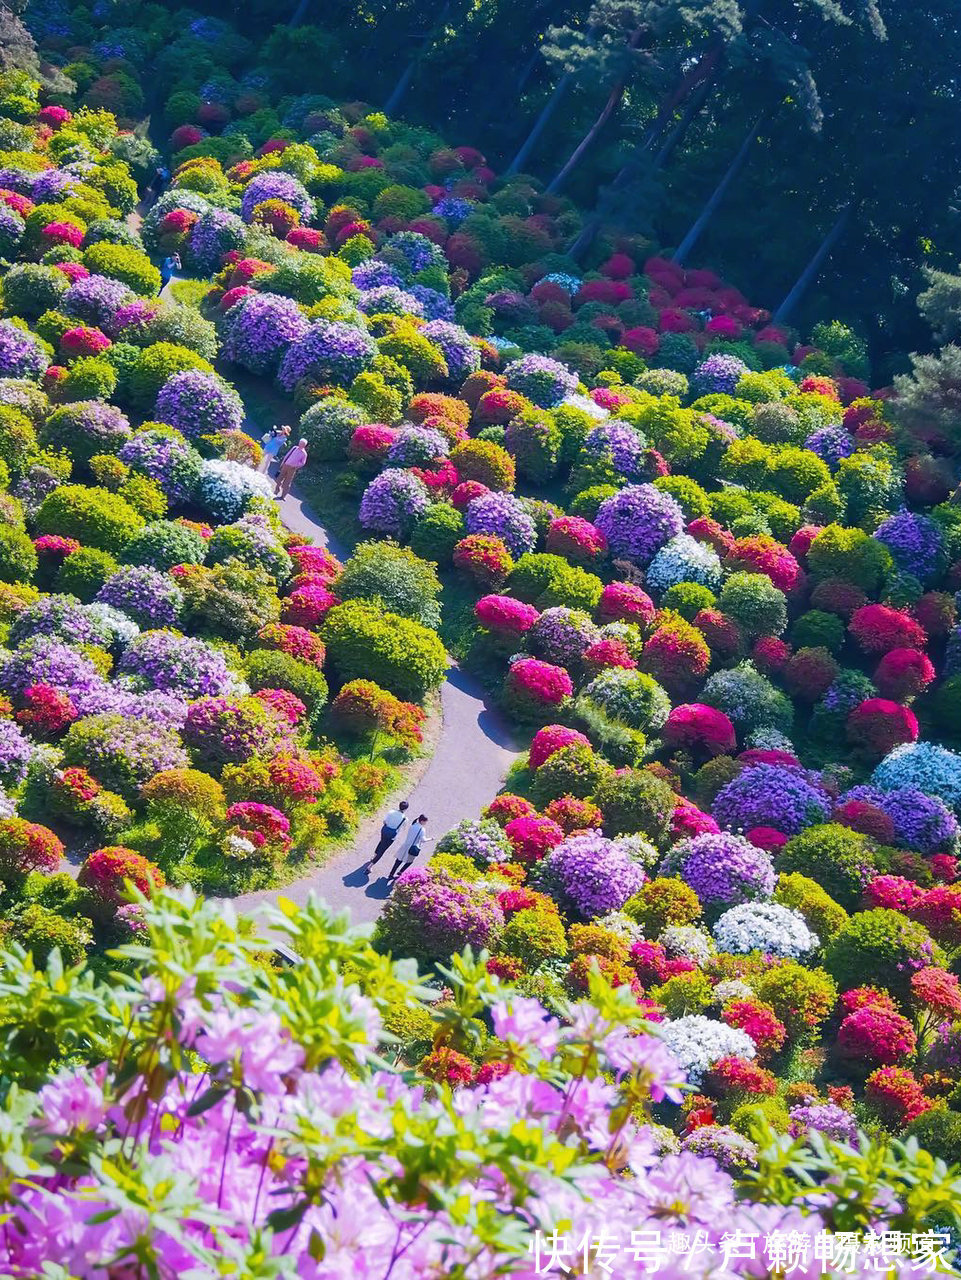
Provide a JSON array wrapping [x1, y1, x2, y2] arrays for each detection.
[[364, 801, 410, 874]]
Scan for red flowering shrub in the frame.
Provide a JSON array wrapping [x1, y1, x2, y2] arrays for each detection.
[[420, 1046, 474, 1087], [77, 845, 165, 910], [834, 800, 896, 844], [726, 536, 801, 592], [693, 608, 744, 660], [264, 753, 330, 806], [810, 578, 868, 620], [721, 1000, 787, 1062], [663, 704, 736, 756], [874, 648, 935, 700], [909, 886, 961, 946], [788, 525, 824, 560], [348, 424, 396, 466], [545, 516, 608, 565], [704, 1056, 778, 1097], [597, 581, 655, 625], [254, 623, 326, 669], [504, 658, 573, 720], [864, 1066, 932, 1126], [0, 818, 64, 880], [450, 480, 490, 510], [474, 594, 539, 636], [751, 636, 792, 675], [505, 814, 564, 863], [671, 799, 720, 839], [930, 854, 959, 883], [529, 724, 591, 770], [836, 1005, 916, 1065], [863, 875, 924, 912], [914, 591, 957, 638], [409, 393, 470, 430], [782, 647, 839, 701], [848, 604, 926, 655], [638, 616, 710, 692], [622, 327, 660, 357], [252, 688, 307, 727], [288, 544, 342, 582], [16, 683, 78, 736], [799, 375, 840, 399], [225, 801, 291, 853], [330, 679, 425, 749], [745, 826, 788, 852], [846, 699, 919, 756], [582, 637, 637, 673], [840, 986, 898, 1016], [629, 939, 694, 986], [688, 517, 735, 556], [474, 387, 528, 426], [911, 967, 961, 1019], [60, 326, 111, 357], [544, 795, 603, 834], [453, 534, 513, 587], [171, 124, 205, 149], [483, 793, 537, 826]]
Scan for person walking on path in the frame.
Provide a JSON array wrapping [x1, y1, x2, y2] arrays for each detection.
[[275, 437, 308, 499], [364, 801, 409, 875], [259, 424, 290, 473], [387, 815, 429, 883], [160, 252, 181, 289]]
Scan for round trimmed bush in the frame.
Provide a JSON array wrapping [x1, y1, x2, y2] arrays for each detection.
[[824, 909, 944, 1000], [245, 649, 328, 712], [592, 768, 675, 843], [777, 823, 878, 910], [323, 600, 447, 701], [36, 485, 144, 553], [0, 526, 37, 584]]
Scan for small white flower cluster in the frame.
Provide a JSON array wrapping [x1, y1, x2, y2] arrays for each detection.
[[613, 832, 660, 870], [710, 978, 754, 1007], [713, 902, 819, 959], [659, 1015, 755, 1086], [594, 910, 645, 943], [660, 924, 714, 965], [645, 534, 723, 594]]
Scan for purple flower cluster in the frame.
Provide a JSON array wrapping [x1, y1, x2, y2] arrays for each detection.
[[422, 320, 480, 382], [585, 422, 646, 476], [277, 320, 376, 392], [839, 785, 959, 854], [0, 321, 49, 380], [465, 491, 537, 557], [0, 636, 103, 700], [358, 468, 430, 537], [504, 353, 579, 408], [62, 275, 135, 328], [385, 865, 505, 957], [528, 606, 601, 667], [119, 429, 202, 504], [106, 299, 159, 342], [32, 169, 76, 201], [594, 484, 684, 564], [10, 596, 112, 649], [154, 371, 245, 442], [0, 204, 24, 257], [96, 567, 185, 629], [537, 830, 645, 919], [789, 1103, 859, 1146], [804, 424, 855, 469], [183, 696, 286, 768], [378, 231, 446, 275], [117, 629, 234, 699], [0, 718, 32, 786], [713, 764, 831, 836], [660, 831, 776, 910], [351, 260, 402, 290], [409, 293, 452, 329], [188, 209, 248, 274], [222, 293, 311, 377], [691, 354, 748, 396], [240, 172, 314, 223], [357, 286, 424, 317], [386, 425, 449, 468], [432, 196, 474, 225], [873, 509, 945, 584]]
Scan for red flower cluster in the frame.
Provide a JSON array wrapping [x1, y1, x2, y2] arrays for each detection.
[[504, 814, 564, 863], [281, 582, 339, 627], [751, 636, 792, 675], [77, 845, 165, 909], [474, 594, 539, 635], [865, 1066, 932, 1125], [726, 535, 801, 592], [505, 658, 573, 708], [721, 1000, 787, 1061], [582, 637, 636, 672], [911, 967, 961, 1018], [663, 703, 737, 756], [16, 683, 78, 736], [704, 1055, 778, 1096], [545, 516, 608, 564], [60, 326, 111, 357], [836, 1004, 916, 1065], [545, 795, 603, 834], [453, 534, 513, 587], [255, 623, 326, 668], [483, 793, 536, 826], [846, 698, 919, 755], [848, 604, 926, 655], [693, 608, 744, 660], [873, 647, 935, 701]]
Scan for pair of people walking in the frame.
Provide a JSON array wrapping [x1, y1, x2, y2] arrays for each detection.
[[365, 801, 430, 882], [259, 425, 290, 473]]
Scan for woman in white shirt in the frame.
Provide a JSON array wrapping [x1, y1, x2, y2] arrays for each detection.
[[387, 815, 429, 882]]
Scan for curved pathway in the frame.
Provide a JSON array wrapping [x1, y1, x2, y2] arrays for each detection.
[[232, 484, 524, 924]]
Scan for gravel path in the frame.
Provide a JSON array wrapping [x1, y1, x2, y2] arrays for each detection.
[[231, 484, 524, 924]]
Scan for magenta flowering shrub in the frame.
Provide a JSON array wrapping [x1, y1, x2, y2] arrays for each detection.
[[182, 695, 287, 769], [504, 657, 573, 719]]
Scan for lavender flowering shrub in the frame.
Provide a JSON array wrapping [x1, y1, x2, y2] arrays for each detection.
[[465, 491, 537, 556], [504, 353, 578, 407], [221, 293, 311, 376], [533, 830, 646, 919], [96, 566, 185, 629], [712, 764, 831, 836], [154, 371, 245, 440], [118, 430, 202, 504], [0, 320, 50, 379], [660, 832, 776, 911], [594, 484, 684, 564], [358, 468, 430, 537], [277, 319, 376, 391]]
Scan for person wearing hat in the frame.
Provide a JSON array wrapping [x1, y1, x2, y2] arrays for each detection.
[[259, 424, 290, 473], [275, 437, 308, 499]]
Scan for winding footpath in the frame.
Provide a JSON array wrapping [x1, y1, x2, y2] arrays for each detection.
[[235, 484, 524, 924]]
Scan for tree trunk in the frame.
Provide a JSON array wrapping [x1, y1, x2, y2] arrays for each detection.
[[651, 74, 715, 168], [384, 0, 451, 115], [773, 204, 852, 324], [505, 24, 599, 177], [547, 27, 644, 194], [671, 111, 767, 266], [634, 39, 724, 159]]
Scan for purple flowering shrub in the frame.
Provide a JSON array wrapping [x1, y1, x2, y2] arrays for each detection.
[[358, 468, 429, 537], [659, 832, 776, 913], [533, 830, 646, 918], [154, 371, 245, 440], [277, 320, 376, 392], [374, 864, 505, 962], [96, 566, 185, 628], [594, 484, 684, 563], [221, 293, 311, 376], [117, 629, 235, 699], [712, 764, 831, 837]]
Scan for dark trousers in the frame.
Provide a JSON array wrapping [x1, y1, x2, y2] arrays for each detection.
[[370, 824, 401, 864]]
